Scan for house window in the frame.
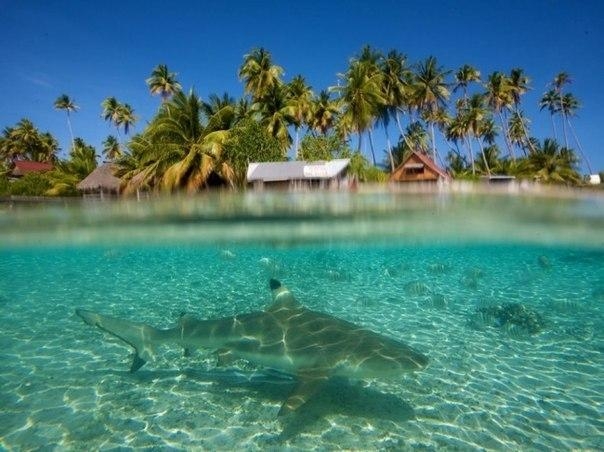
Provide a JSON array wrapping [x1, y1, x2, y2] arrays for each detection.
[[404, 164, 424, 175]]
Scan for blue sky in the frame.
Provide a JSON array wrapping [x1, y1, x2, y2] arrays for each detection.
[[1, 0, 603, 172]]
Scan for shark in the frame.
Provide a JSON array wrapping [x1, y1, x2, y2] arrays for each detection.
[[75, 279, 428, 416]]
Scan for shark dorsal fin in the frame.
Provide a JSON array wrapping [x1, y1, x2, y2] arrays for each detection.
[[268, 279, 302, 311]]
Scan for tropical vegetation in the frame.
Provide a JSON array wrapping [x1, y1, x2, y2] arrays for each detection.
[[1, 47, 599, 196]]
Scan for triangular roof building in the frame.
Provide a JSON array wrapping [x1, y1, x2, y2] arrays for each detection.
[[390, 151, 450, 183]]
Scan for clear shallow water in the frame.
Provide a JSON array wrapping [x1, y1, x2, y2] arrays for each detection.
[[1, 189, 603, 450]]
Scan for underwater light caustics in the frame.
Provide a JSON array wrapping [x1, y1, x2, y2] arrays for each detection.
[[76, 279, 428, 416]]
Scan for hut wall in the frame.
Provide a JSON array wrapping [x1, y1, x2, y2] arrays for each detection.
[[391, 155, 439, 182]]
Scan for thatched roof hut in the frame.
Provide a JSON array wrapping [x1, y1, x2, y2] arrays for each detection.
[[77, 163, 121, 194]]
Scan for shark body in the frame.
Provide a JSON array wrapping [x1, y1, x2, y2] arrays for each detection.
[[76, 279, 428, 416]]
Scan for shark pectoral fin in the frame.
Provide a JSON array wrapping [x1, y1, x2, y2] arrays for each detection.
[[278, 371, 330, 417], [130, 353, 147, 373]]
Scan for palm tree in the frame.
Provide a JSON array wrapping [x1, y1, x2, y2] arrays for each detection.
[[446, 113, 473, 174], [551, 72, 572, 149], [68, 138, 98, 178], [392, 121, 429, 166], [146, 64, 182, 102], [37, 133, 60, 163], [102, 135, 122, 161], [101, 97, 123, 138], [309, 90, 339, 135], [507, 68, 536, 154], [508, 68, 529, 106], [484, 71, 514, 159], [560, 92, 592, 173], [464, 94, 493, 175], [539, 89, 560, 139], [53, 94, 79, 151], [380, 50, 410, 135], [117, 103, 136, 135], [238, 48, 284, 101], [333, 58, 386, 164], [528, 138, 580, 184], [8, 119, 39, 156], [286, 75, 313, 158], [508, 110, 531, 156], [1, 120, 59, 164], [255, 84, 294, 152], [453, 65, 481, 99], [380, 50, 411, 170], [411, 56, 450, 161], [202, 93, 238, 132], [119, 90, 236, 194]]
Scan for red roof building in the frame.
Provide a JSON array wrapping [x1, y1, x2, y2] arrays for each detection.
[[10, 160, 54, 177]]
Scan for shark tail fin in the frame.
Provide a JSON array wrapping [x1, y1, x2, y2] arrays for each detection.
[[75, 309, 160, 372]]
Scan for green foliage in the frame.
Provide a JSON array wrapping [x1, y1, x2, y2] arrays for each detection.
[[0, 49, 592, 192], [222, 119, 283, 186], [0, 119, 58, 164], [8, 172, 52, 196], [342, 151, 386, 182], [44, 171, 81, 196], [67, 138, 98, 178], [391, 122, 429, 167], [0, 175, 10, 195], [298, 135, 351, 161], [446, 150, 472, 177], [524, 139, 581, 184]]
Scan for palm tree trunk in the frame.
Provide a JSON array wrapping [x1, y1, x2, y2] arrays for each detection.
[[567, 119, 593, 174], [561, 111, 569, 149], [550, 113, 557, 140], [516, 108, 536, 155], [294, 127, 300, 159], [395, 110, 415, 153], [465, 136, 476, 175], [395, 110, 405, 136], [368, 129, 377, 166], [357, 133, 362, 154], [498, 111, 515, 161], [384, 126, 394, 171], [430, 122, 437, 162], [66, 112, 75, 151], [477, 139, 491, 176]]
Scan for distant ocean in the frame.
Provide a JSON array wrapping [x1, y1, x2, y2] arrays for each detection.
[[1, 189, 602, 450]]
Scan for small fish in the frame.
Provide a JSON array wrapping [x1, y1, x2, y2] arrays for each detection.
[[537, 255, 551, 269], [220, 249, 236, 259]]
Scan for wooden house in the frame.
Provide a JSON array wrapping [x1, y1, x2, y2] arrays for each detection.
[[390, 151, 449, 183]]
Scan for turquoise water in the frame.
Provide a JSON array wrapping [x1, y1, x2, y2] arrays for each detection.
[[1, 189, 603, 450]]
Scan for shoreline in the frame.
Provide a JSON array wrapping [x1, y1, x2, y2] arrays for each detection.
[[1, 180, 603, 207]]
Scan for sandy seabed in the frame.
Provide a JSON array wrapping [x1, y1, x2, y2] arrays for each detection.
[[0, 243, 602, 450]]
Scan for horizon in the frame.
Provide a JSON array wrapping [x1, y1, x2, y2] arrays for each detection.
[[2, 0, 603, 172]]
